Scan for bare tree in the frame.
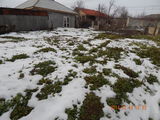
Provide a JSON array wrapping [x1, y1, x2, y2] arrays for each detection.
[[118, 7, 129, 18], [97, 4, 107, 13], [71, 0, 85, 9], [107, 0, 116, 16]]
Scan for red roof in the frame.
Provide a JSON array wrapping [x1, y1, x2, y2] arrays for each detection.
[[76, 8, 108, 17]]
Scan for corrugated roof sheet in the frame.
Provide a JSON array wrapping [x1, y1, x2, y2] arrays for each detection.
[[16, 0, 76, 14]]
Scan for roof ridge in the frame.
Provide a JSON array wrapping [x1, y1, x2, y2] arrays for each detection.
[[33, 0, 40, 7]]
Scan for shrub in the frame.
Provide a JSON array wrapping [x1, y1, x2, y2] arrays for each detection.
[[8, 54, 29, 62], [79, 93, 104, 120]]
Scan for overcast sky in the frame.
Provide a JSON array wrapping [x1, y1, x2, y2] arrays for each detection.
[[0, 0, 160, 15]]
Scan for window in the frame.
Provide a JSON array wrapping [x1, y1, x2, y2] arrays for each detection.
[[63, 16, 70, 27]]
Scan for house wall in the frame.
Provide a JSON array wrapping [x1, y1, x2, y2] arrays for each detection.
[[0, 15, 49, 32], [48, 12, 75, 28]]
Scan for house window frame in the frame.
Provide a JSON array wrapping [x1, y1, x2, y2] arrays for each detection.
[[63, 16, 70, 27]]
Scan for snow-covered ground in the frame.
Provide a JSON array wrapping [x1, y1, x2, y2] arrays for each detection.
[[0, 28, 160, 120]]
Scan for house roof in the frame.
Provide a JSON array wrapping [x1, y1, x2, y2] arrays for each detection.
[[16, 0, 76, 15], [76, 8, 108, 17]]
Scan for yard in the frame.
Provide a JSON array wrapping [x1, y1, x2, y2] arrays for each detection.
[[0, 28, 160, 120]]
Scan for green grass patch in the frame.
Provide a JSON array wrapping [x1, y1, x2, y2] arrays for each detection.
[[37, 78, 53, 85], [75, 55, 95, 64], [30, 61, 56, 77], [98, 47, 124, 61], [98, 41, 111, 48], [102, 68, 112, 76], [89, 47, 99, 53], [113, 77, 142, 96], [146, 74, 159, 84], [83, 66, 97, 74], [79, 93, 104, 120], [95, 33, 124, 40], [65, 105, 78, 120], [136, 46, 160, 66], [76, 45, 87, 51], [36, 81, 63, 100], [0, 60, 2, 64], [34, 47, 57, 53], [115, 64, 139, 78], [133, 58, 142, 65], [7, 54, 29, 62], [84, 74, 110, 90], [0, 89, 37, 120], [63, 70, 77, 85]]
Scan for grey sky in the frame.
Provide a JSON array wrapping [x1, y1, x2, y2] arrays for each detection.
[[0, 0, 160, 15]]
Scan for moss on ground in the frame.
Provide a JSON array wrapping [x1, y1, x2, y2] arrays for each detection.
[[79, 93, 104, 120], [34, 47, 57, 53], [30, 60, 56, 77], [84, 74, 110, 90], [115, 64, 139, 78], [7, 54, 29, 62]]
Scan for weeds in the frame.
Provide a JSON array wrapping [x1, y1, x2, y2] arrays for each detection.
[[103, 68, 112, 76], [30, 61, 56, 77], [95, 33, 124, 40], [8, 54, 29, 62]]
